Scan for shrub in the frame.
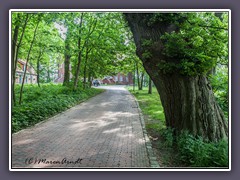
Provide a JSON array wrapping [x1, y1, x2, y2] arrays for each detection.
[[160, 129, 229, 167], [176, 131, 229, 167]]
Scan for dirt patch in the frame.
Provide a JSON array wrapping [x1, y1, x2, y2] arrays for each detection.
[[144, 115, 182, 167]]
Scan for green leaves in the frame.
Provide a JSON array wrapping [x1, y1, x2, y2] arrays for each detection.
[[12, 84, 104, 133], [154, 12, 229, 76], [176, 130, 228, 167]]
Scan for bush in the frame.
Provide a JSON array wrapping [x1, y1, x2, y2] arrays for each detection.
[[12, 84, 104, 133], [160, 128, 174, 147], [176, 131, 228, 167], [160, 129, 229, 167]]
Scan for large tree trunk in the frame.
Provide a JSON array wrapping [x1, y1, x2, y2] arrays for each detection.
[[124, 13, 228, 141]]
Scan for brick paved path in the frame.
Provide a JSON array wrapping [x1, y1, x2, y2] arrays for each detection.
[[12, 86, 150, 168]]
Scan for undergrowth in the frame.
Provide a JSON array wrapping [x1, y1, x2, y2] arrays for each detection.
[[160, 129, 229, 167], [12, 83, 104, 133]]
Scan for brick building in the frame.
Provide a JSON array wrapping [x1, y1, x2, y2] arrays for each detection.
[[15, 59, 37, 84], [54, 63, 72, 83], [102, 73, 133, 85]]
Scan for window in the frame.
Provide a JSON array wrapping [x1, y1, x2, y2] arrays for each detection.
[[115, 76, 118, 81], [119, 75, 123, 82]]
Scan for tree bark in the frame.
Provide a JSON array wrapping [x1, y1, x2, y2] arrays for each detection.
[[133, 63, 136, 91], [124, 13, 228, 141], [136, 62, 141, 90], [36, 47, 44, 87], [148, 75, 152, 94], [83, 46, 91, 89], [63, 36, 71, 86], [88, 72, 92, 88], [140, 72, 144, 90]]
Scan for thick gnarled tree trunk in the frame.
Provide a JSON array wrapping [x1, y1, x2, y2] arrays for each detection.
[[124, 13, 228, 141]]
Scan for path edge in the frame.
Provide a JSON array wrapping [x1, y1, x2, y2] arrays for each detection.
[[129, 91, 160, 168]]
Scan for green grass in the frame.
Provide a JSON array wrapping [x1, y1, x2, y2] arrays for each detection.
[[128, 87, 165, 130], [12, 83, 104, 133]]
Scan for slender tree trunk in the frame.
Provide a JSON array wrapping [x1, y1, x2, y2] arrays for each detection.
[[63, 37, 71, 86], [11, 15, 20, 106], [37, 57, 40, 87], [12, 14, 29, 105], [148, 75, 152, 94], [83, 48, 90, 89], [47, 68, 51, 82], [133, 64, 136, 91], [83, 65, 87, 89], [88, 72, 92, 88], [140, 72, 144, 90], [74, 50, 82, 89], [19, 16, 40, 104], [74, 13, 84, 90], [36, 46, 44, 87], [74, 16, 97, 90], [136, 62, 141, 90], [124, 13, 228, 141]]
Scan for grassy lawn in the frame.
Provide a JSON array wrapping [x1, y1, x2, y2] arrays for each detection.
[[128, 87, 165, 130]]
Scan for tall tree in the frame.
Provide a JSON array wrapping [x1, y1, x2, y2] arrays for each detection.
[[11, 13, 21, 106], [19, 14, 41, 104], [63, 34, 71, 86], [74, 14, 97, 90], [124, 13, 228, 141], [73, 13, 84, 89], [12, 13, 30, 105]]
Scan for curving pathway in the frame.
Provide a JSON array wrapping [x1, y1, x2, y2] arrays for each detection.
[[11, 85, 150, 168]]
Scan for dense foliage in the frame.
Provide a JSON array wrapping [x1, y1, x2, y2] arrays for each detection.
[[12, 84, 104, 133]]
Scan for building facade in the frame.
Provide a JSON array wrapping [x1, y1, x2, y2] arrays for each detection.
[[102, 73, 133, 85], [54, 63, 72, 83], [15, 59, 37, 84]]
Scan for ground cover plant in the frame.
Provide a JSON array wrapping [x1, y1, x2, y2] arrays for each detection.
[[12, 83, 104, 133]]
